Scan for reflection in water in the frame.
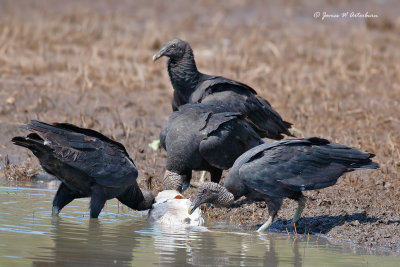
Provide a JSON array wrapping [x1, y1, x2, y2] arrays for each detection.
[[33, 218, 146, 266], [0, 183, 399, 267], [150, 225, 231, 266], [261, 234, 279, 267], [292, 237, 303, 267], [154, 226, 194, 266]]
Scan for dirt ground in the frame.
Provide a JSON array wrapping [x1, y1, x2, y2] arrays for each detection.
[[0, 0, 399, 253]]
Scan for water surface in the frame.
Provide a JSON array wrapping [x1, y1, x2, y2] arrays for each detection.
[[0, 181, 398, 266]]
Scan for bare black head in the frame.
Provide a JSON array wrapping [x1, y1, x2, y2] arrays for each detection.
[[153, 38, 190, 62], [188, 182, 234, 215], [136, 190, 155, 210]]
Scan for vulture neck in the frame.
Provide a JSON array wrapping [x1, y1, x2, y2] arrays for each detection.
[[167, 47, 201, 101], [136, 190, 154, 210], [162, 170, 183, 192], [122, 184, 153, 211], [212, 184, 235, 207]]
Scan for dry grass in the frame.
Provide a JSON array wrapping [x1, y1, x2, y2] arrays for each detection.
[[0, 0, 399, 250], [2, 156, 39, 181]]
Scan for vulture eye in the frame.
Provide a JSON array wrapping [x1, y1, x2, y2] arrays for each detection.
[[202, 189, 208, 194], [172, 44, 176, 48]]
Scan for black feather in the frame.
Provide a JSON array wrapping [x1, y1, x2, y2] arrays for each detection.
[[156, 39, 292, 139], [223, 138, 379, 216], [12, 120, 153, 218], [161, 103, 263, 184]]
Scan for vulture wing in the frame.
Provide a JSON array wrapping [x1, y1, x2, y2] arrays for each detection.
[[23, 120, 137, 188], [233, 138, 378, 197], [199, 112, 262, 169], [191, 75, 292, 139]]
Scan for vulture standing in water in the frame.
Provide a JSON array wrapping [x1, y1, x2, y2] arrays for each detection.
[[153, 38, 292, 140], [12, 120, 154, 218], [160, 103, 263, 192], [188, 137, 379, 231]]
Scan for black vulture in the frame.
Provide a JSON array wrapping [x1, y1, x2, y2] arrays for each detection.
[[160, 103, 263, 192], [153, 38, 293, 140], [188, 137, 379, 231], [12, 120, 154, 218]]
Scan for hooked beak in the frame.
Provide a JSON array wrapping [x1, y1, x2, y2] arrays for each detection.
[[188, 198, 201, 215], [188, 205, 196, 215], [152, 46, 167, 61]]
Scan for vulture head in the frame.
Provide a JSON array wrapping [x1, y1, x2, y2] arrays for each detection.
[[153, 38, 189, 62]]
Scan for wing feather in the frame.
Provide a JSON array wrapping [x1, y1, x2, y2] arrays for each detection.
[[24, 120, 137, 187], [228, 138, 377, 197]]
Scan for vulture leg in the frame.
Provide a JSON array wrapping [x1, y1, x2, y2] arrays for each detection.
[[181, 171, 192, 192], [52, 183, 80, 216], [90, 185, 107, 218], [192, 169, 220, 188], [191, 171, 207, 189], [257, 212, 278, 232], [182, 180, 190, 192], [199, 171, 207, 184], [289, 194, 307, 229], [257, 199, 282, 232]]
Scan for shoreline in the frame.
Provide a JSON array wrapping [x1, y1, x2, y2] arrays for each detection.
[[1, 174, 399, 255]]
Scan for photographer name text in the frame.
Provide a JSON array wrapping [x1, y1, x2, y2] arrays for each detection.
[[314, 11, 379, 20]]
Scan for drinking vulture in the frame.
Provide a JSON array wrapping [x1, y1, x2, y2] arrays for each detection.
[[12, 120, 154, 218], [153, 38, 292, 140], [188, 137, 379, 231], [160, 103, 263, 192]]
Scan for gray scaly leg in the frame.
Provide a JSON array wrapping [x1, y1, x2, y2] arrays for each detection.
[[289, 195, 307, 229], [257, 212, 277, 232], [257, 199, 282, 232], [199, 171, 207, 184]]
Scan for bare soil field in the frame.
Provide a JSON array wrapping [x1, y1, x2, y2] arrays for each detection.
[[0, 0, 399, 252]]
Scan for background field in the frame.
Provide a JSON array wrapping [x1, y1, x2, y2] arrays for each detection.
[[0, 0, 399, 251]]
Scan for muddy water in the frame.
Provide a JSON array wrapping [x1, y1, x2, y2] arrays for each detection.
[[0, 181, 398, 266]]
